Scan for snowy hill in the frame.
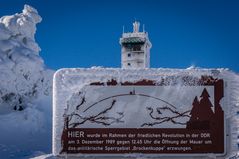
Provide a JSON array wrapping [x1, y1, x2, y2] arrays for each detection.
[[0, 5, 54, 159]]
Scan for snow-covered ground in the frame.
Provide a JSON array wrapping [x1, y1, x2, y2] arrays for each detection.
[[0, 4, 238, 159]]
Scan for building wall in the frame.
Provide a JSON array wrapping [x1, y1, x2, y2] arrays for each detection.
[[121, 43, 147, 69]]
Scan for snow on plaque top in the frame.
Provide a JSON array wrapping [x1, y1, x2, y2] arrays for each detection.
[[53, 68, 239, 158]]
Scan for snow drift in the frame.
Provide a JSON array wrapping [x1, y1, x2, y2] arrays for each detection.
[[0, 5, 54, 159]]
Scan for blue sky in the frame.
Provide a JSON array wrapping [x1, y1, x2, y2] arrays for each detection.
[[1, 0, 239, 72]]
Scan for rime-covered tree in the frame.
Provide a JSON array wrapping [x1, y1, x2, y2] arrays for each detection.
[[0, 5, 53, 111]]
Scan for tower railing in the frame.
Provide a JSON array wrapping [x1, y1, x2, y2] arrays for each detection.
[[122, 32, 147, 38]]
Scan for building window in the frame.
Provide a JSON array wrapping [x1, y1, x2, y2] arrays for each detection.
[[127, 63, 131, 66], [133, 44, 141, 51], [127, 53, 131, 57]]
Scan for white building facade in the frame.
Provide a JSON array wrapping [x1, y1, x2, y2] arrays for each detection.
[[120, 21, 152, 69]]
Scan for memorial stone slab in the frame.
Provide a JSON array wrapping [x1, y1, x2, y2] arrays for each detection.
[[53, 68, 238, 158]]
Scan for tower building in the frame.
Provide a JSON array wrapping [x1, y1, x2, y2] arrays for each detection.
[[120, 21, 152, 68]]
